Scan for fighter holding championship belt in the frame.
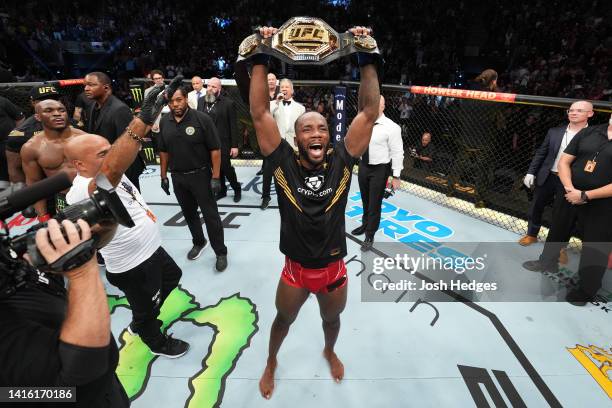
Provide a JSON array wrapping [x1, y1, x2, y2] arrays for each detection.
[[236, 20, 382, 399]]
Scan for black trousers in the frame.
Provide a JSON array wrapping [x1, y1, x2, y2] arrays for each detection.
[[106, 246, 182, 349], [540, 196, 612, 297], [219, 146, 240, 194], [172, 169, 227, 255], [527, 174, 563, 236], [358, 162, 391, 238], [262, 157, 274, 199]]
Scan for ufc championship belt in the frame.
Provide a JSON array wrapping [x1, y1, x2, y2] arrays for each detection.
[[235, 17, 381, 101]]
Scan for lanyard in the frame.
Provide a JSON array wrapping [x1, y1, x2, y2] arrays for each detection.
[[119, 181, 157, 222]]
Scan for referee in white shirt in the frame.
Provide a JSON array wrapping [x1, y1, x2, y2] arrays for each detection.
[[352, 96, 403, 251]]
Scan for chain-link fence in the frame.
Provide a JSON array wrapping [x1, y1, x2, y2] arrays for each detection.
[[2, 78, 611, 237], [0, 80, 85, 117]]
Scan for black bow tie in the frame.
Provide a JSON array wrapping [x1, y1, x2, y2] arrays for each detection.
[[283, 100, 291, 106]]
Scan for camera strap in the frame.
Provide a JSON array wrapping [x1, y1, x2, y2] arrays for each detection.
[[39, 239, 96, 274]]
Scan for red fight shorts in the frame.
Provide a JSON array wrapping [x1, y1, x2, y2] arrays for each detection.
[[281, 257, 348, 294]]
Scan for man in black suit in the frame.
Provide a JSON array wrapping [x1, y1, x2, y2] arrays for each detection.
[[197, 77, 241, 202], [84, 71, 145, 190], [518, 101, 593, 245]]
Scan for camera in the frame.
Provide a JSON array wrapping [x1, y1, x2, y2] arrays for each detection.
[[11, 174, 134, 267], [0, 173, 133, 298]]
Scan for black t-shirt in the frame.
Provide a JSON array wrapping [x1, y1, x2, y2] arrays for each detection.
[[268, 139, 357, 268], [6, 115, 42, 153], [415, 142, 435, 169], [0, 96, 25, 142], [158, 108, 220, 172], [0, 276, 128, 407], [564, 124, 612, 191]]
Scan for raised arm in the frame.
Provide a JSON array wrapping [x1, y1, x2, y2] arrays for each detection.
[[343, 27, 381, 157], [249, 27, 282, 157], [96, 78, 182, 189]]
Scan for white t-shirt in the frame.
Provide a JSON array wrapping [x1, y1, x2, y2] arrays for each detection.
[[551, 124, 586, 172], [66, 175, 162, 273]]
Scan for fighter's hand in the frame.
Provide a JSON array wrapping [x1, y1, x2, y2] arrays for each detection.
[[348, 26, 372, 37], [258, 26, 278, 39], [211, 178, 222, 196], [230, 148, 239, 158], [391, 178, 401, 190], [161, 177, 171, 195]]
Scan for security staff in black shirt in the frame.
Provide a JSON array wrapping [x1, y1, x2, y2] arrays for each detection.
[[158, 86, 228, 272], [0, 219, 129, 407], [523, 119, 612, 306], [6, 85, 61, 185]]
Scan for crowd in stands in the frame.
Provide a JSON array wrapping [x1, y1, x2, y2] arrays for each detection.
[[0, 0, 610, 100], [483, 0, 611, 100]]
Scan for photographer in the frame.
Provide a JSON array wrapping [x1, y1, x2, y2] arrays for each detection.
[[0, 219, 129, 407]]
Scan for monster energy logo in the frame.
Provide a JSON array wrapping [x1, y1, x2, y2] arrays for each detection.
[[131, 86, 143, 103], [143, 147, 156, 162]]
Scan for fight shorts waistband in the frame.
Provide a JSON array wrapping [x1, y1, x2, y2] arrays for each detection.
[[281, 256, 347, 294]]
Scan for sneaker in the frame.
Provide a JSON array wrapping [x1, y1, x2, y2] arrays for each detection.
[[518, 235, 537, 246], [187, 241, 208, 260], [150, 334, 190, 358], [216, 255, 228, 272], [260, 196, 271, 210], [127, 323, 138, 337]]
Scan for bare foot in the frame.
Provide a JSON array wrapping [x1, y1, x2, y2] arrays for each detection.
[[323, 348, 344, 382], [259, 358, 277, 399]]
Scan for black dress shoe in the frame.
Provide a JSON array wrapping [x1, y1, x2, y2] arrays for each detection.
[[566, 288, 593, 306], [256, 168, 264, 176], [351, 225, 366, 236], [522, 260, 556, 273], [260, 196, 271, 210], [361, 236, 374, 252], [233, 188, 242, 203]]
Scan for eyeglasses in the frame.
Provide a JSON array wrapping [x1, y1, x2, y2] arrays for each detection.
[[567, 109, 592, 113]]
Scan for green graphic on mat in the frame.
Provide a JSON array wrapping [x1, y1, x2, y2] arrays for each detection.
[[183, 295, 258, 408], [107, 288, 258, 407]]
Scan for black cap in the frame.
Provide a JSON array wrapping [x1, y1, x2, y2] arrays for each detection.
[[30, 85, 60, 101]]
